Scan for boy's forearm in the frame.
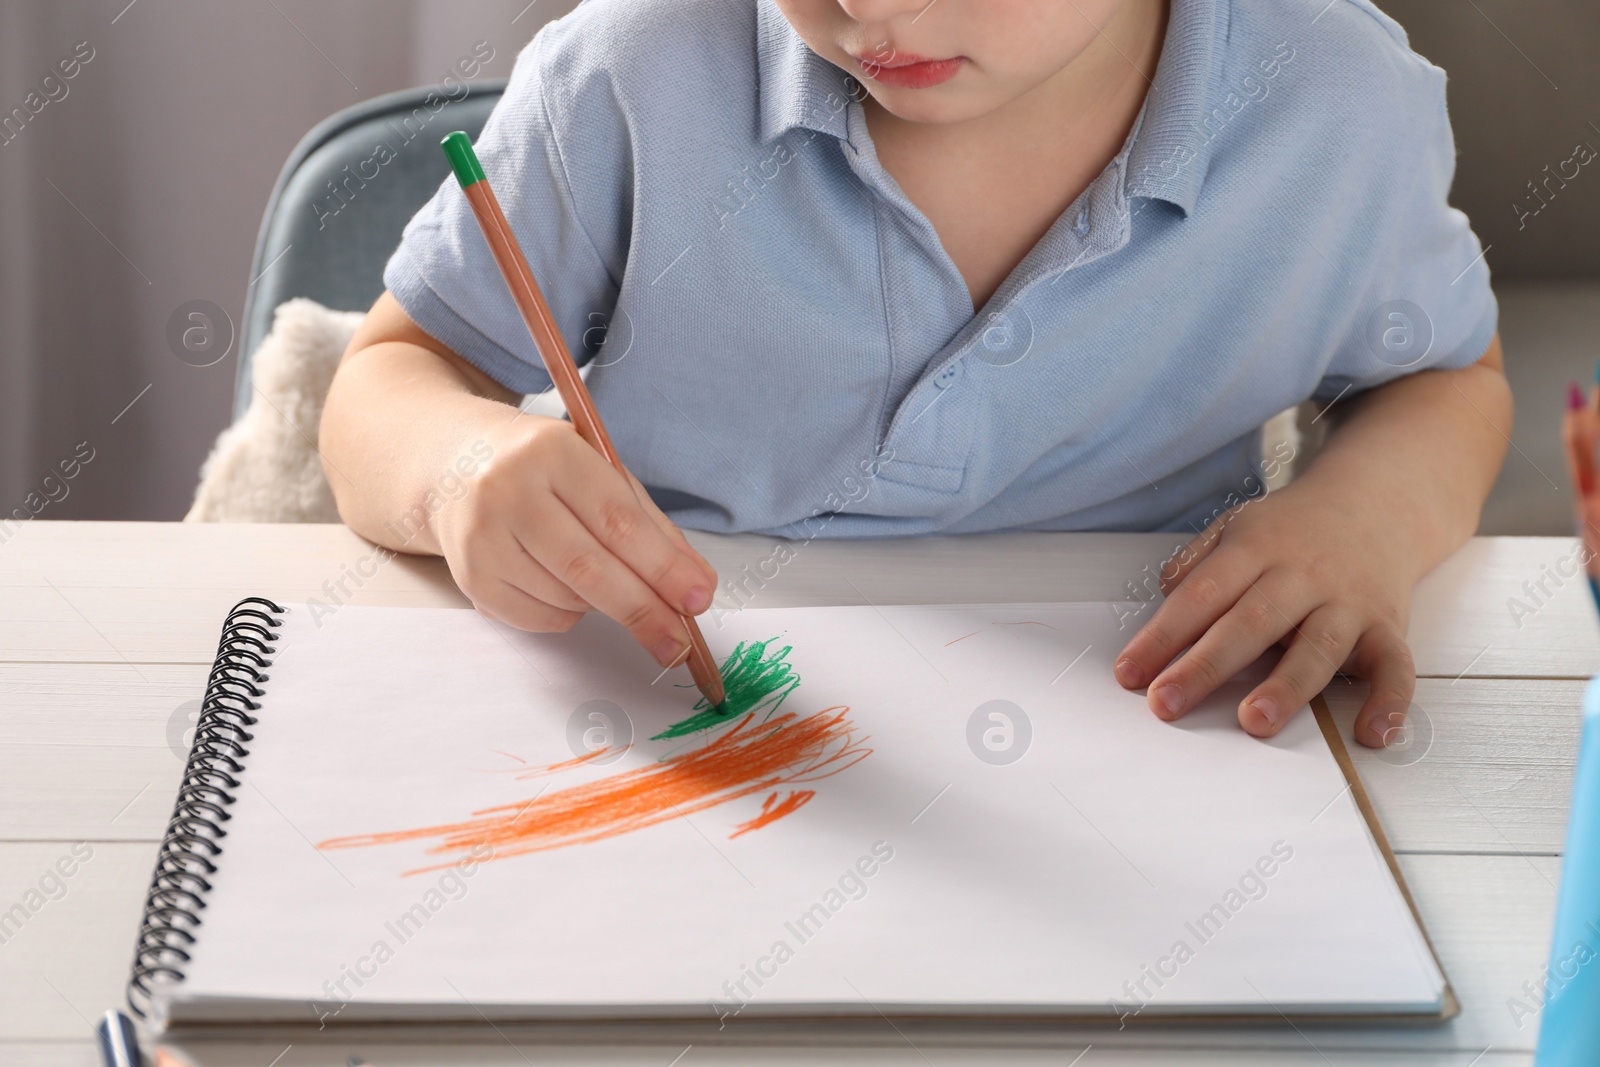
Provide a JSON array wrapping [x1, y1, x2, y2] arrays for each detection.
[[1293, 335, 1511, 579], [320, 340, 517, 556]]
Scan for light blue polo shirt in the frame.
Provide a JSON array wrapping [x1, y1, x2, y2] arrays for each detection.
[[385, 0, 1497, 537]]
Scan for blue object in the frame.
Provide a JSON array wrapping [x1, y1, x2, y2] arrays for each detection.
[[1536, 676, 1600, 1063], [384, 0, 1497, 537], [95, 1009, 142, 1067], [236, 82, 506, 420]]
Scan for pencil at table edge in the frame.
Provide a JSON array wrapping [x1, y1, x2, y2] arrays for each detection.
[[440, 131, 725, 707], [1563, 383, 1596, 495], [1561, 382, 1600, 616]]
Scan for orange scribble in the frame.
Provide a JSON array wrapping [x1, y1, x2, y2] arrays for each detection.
[[730, 790, 816, 839], [319, 707, 870, 875], [475, 745, 633, 777], [943, 630, 984, 646], [523, 746, 629, 775], [490, 749, 527, 764]]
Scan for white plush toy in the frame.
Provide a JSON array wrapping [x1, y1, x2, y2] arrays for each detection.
[[184, 298, 363, 523]]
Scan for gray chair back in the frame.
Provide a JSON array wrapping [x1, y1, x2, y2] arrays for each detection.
[[236, 82, 506, 419]]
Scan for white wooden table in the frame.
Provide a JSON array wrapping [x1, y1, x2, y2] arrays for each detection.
[[1, 522, 1593, 1067]]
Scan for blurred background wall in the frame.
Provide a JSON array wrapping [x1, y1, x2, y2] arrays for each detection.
[[1382, 0, 1600, 534], [1384, 0, 1600, 281], [0, 0, 1593, 531], [0, 0, 577, 522]]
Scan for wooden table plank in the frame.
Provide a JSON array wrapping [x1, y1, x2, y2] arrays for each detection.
[[0, 847, 1558, 1055], [1400, 854, 1560, 1056], [1405, 537, 1600, 680], [0, 1043, 1540, 1066], [0, 523, 468, 665], [1327, 676, 1582, 855], [0, 664, 202, 841], [0, 665, 1580, 858], [0, 524, 1595, 679], [0, 842, 155, 1045], [0, 523, 1585, 1065]]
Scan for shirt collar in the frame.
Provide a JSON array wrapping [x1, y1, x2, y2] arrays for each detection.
[[757, 0, 858, 143], [1123, 0, 1231, 217], [756, 0, 1229, 215]]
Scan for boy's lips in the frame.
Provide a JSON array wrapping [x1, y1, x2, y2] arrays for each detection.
[[852, 52, 965, 89]]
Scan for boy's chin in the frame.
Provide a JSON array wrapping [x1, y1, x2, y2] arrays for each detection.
[[862, 84, 1012, 126]]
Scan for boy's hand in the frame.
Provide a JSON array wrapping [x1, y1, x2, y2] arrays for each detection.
[[431, 413, 719, 667], [1111, 481, 1417, 748]]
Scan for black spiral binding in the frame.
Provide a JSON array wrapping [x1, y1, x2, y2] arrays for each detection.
[[128, 597, 286, 1018]]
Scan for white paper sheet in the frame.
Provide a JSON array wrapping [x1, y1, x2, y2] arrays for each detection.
[[168, 602, 1442, 1024]]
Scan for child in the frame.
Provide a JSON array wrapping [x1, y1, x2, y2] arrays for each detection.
[[320, 0, 1511, 748]]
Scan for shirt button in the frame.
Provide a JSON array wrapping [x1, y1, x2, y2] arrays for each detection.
[[933, 361, 963, 389], [1073, 209, 1090, 236]]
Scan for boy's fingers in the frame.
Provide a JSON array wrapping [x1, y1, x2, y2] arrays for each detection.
[[1144, 579, 1303, 721], [623, 469, 719, 588], [502, 533, 594, 613], [1115, 551, 1256, 691], [1348, 624, 1417, 749], [524, 501, 693, 666], [1156, 526, 1223, 596], [469, 577, 586, 634], [550, 449, 715, 617], [441, 525, 591, 616], [1238, 604, 1359, 738]]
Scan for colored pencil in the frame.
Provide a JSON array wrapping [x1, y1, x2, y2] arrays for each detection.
[[1561, 380, 1600, 614], [439, 132, 725, 708], [1564, 383, 1595, 494]]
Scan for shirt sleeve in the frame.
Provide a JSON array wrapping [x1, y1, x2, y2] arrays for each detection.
[[383, 28, 623, 395], [1313, 65, 1498, 403]]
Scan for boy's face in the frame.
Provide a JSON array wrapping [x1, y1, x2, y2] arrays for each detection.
[[775, 0, 1139, 124]]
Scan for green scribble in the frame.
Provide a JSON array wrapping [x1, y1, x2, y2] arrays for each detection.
[[652, 637, 799, 740]]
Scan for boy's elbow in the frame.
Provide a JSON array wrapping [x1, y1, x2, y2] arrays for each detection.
[[317, 362, 359, 523], [1473, 332, 1513, 429], [1474, 332, 1505, 376]]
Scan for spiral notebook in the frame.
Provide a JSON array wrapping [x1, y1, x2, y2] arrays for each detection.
[[129, 598, 1452, 1033]]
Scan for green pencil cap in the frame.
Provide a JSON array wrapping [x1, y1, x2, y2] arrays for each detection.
[[441, 131, 486, 188]]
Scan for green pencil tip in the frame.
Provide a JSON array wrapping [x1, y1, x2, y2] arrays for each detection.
[[440, 131, 486, 188]]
